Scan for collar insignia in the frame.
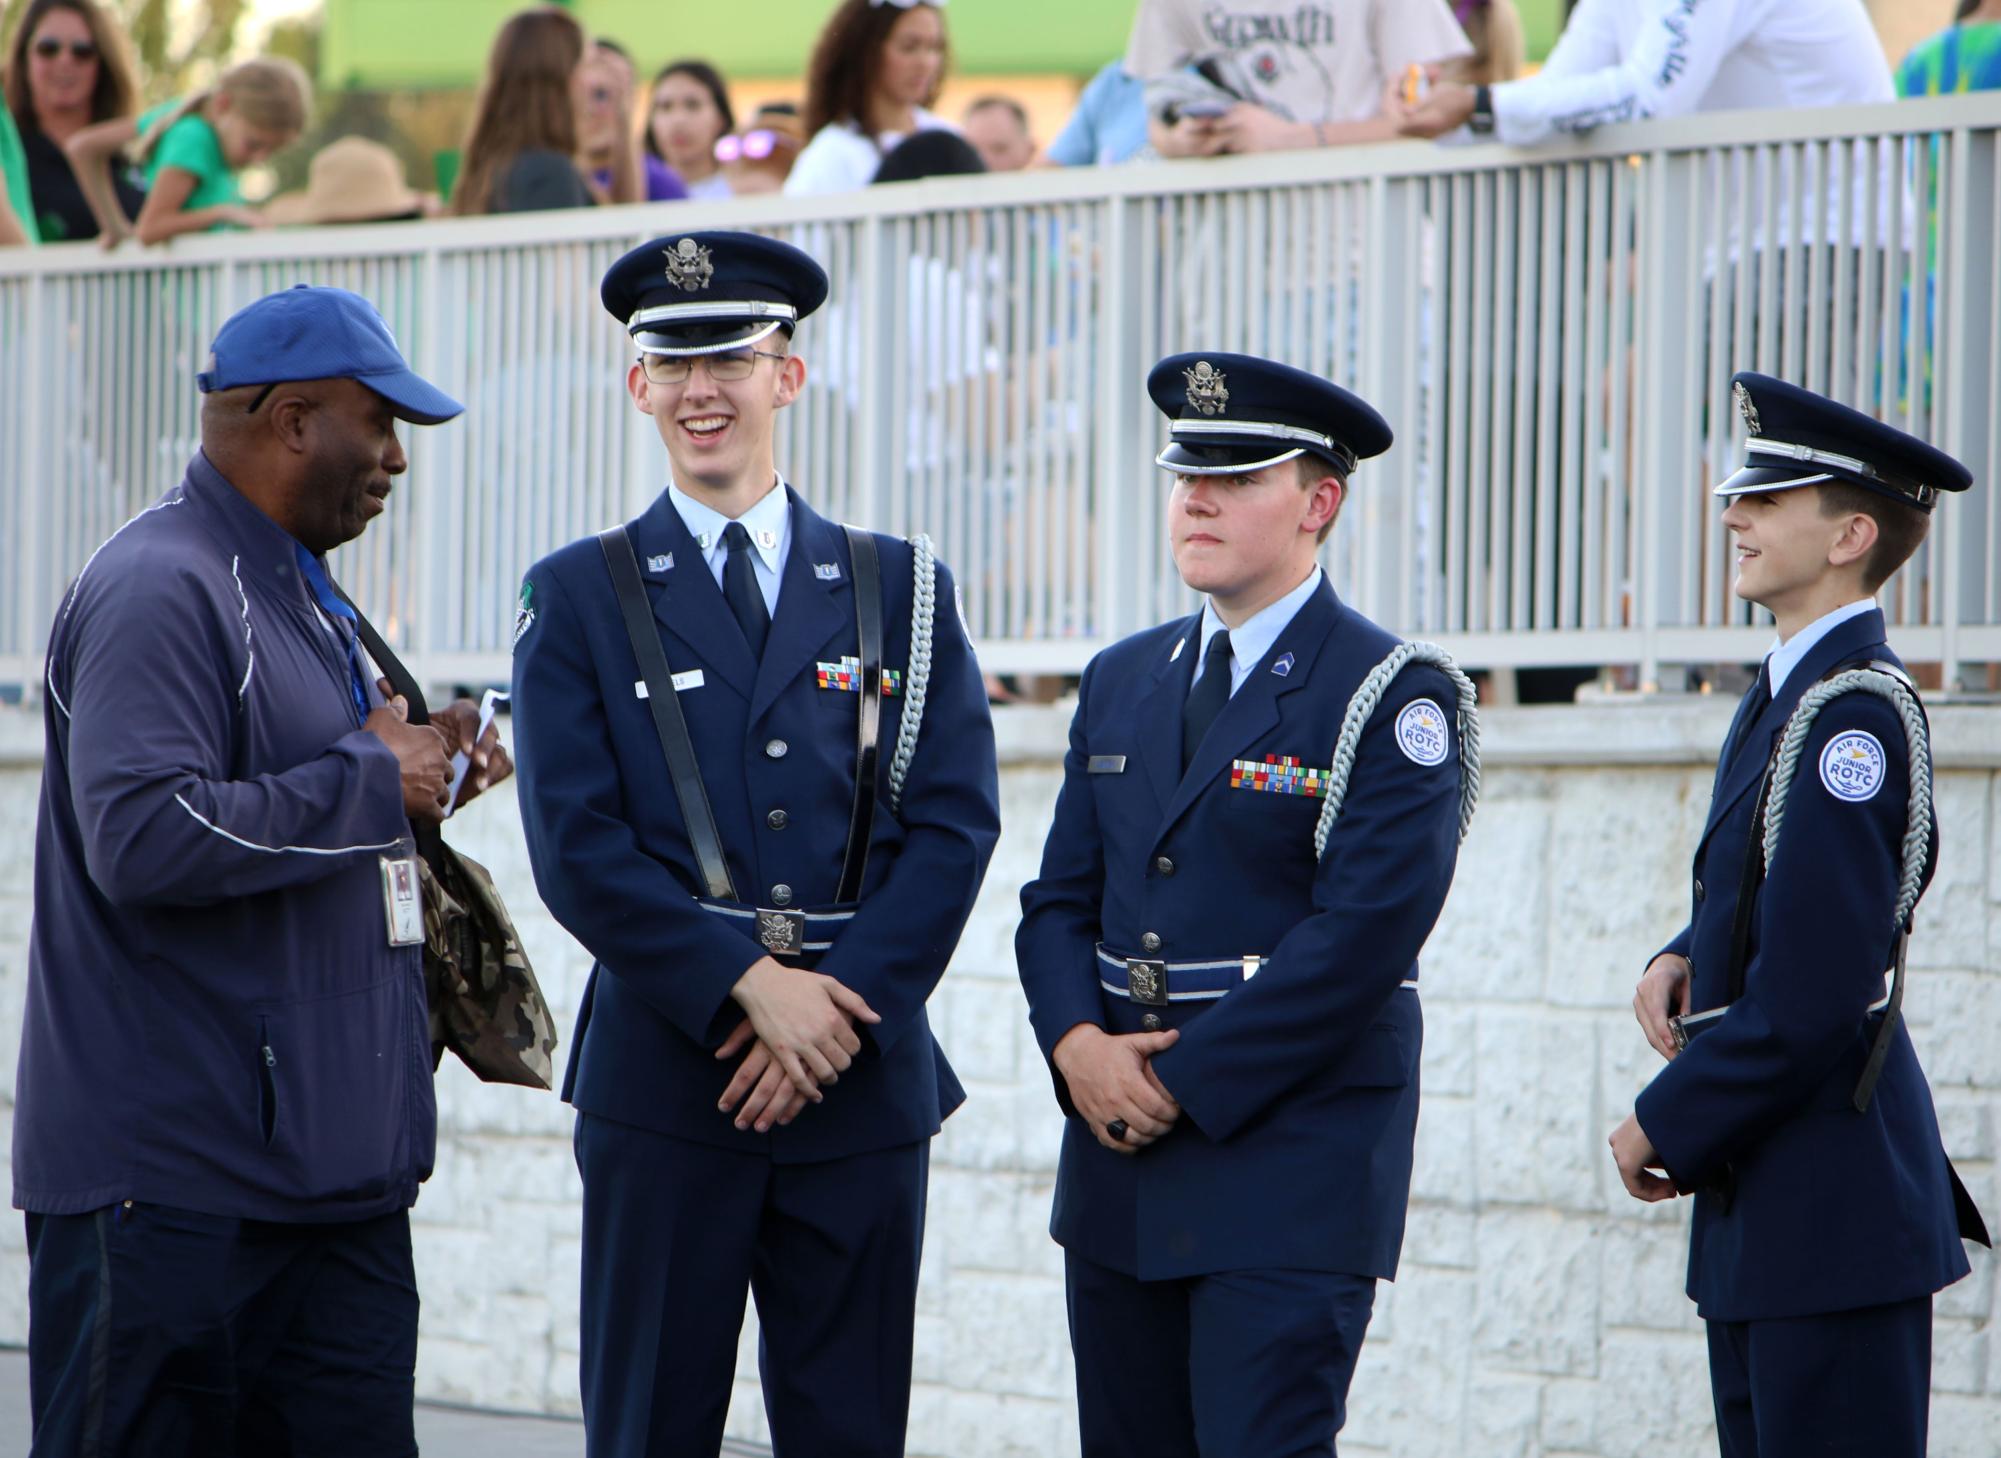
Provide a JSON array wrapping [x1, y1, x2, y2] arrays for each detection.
[[1184, 360, 1229, 416], [646, 553, 673, 573], [1271, 652, 1295, 677], [815, 562, 842, 580], [1734, 380, 1762, 436], [663, 238, 715, 293]]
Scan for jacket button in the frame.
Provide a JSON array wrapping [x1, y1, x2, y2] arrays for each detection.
[[768, 809, 789, 830], [1140, 1013, 1162, 1032], [765, 739, 788, 759], [1140, 932, 1161, 953], [770, 884, 794, 906], [1694, 878, 1705, 901], [1154, 856, 1175, 877]]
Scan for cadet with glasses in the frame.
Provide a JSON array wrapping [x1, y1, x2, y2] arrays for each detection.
[[1612, 373, 1989, 1457], [511, 230, 1000, 1458]]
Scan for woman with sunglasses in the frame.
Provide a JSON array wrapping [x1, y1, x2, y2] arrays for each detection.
[[645, 57, 735, 201], [786, 0, 950, 197], [2, 0, 142, 242]]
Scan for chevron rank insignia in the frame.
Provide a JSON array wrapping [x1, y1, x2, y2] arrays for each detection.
[[815, 657, 901, 695], [1229, 755, 1331, 797]]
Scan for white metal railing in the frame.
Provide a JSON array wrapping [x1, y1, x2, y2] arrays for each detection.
[[4, 92, 1999, 691]]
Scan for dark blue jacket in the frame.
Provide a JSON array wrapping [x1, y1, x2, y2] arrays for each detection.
[[1015, 580, 1464, 1280], [510, 487, 999, 1163], [14, 454, 435, 1222], [1635, 608, 1971, 1321]]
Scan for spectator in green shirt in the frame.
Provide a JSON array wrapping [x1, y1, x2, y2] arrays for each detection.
[[1, 80, 37, 244], [1898, 0, 2001, 98], [65, 55, 309, 245]]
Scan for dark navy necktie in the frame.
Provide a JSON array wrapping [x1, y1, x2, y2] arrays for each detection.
[[1181, 628, 1234, 771], [722, 521, 770, 659], [1730, 662, 1772, 764]]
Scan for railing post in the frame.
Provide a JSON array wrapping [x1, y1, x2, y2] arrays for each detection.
[[1095, 193, 1145, 645], [18, 270, 49, 701], [1938, 125, 1994, 691], [1637, 146, 1700, 691], [1363, 173, 1421, 635], [852, 212, 895, 531]]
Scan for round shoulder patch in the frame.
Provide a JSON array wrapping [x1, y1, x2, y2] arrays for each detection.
[[1818, 729, 1887, 802], [1395, 698, 1451, 766]]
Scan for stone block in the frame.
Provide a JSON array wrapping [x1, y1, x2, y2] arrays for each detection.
[[1592, 1330, 1716, 1458], [1403, 1205, 1477, 1270], [1465, 1372, 1544, 1458], [1930, 1394, 2001, 1456], [1936, 1096, 1995, 1162], [1939, 1247, 1993, 1322], [1597, 1220, 1699, 1333], [1922, 974, 2001, 1090], [1933, 1317, 1989, 1395], [938, 977, 1028, 1085], [1473, 1210, 1601, 1377], [1344, 1269, 1473, 1456], [1412, 1094, 1474, 1207], [941, 1273, 1073, 1401], [1426, 774, 1553, 1004], [1420, 1003, 1476, 1097], [1472, 1008, 1600, 1209], [1540, 1375, 1596, 1451], [1911, 773, 1991, 970], [927, 1392, 1076, 1458]]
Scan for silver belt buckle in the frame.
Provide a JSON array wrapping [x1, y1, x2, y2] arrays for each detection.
[[756, 908, 807, 957], [1126, 958, 1168, 1007]]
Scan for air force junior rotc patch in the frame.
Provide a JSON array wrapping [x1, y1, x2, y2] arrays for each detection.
[[1395, 699, 1450, 766], [1819, 729, 1887, 801], [1230, 755, 1331, 797], [512, 580, 536, 649]]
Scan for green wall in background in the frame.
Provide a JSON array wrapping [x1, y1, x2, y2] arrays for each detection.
[[321, 0, 1571, 91]]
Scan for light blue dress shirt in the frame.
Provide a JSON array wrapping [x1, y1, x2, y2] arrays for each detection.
[[1766, 596, 1879, 695], [667, 478, 791, 616], [1187, 567, 1325, 700]]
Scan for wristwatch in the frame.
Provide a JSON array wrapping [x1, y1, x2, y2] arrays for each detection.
[[1469, 84, 1496, 137]]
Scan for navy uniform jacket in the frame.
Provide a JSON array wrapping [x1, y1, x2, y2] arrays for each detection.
[[1016, 580, 1463, 1280], [1635, 608, 1971, 1322], [511, 486, 1000, 1164]]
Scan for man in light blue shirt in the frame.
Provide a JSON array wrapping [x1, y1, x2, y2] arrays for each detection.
[[1047, 60, 1151, 167]]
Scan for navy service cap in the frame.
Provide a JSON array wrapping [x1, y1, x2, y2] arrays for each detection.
[[601, 230, 830, 357], [1718, 371, 1972, 513], [196, 285, 464, 425], [1147, 352, 1393, 478]]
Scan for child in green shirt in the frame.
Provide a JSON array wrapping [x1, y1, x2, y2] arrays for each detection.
[[66, 56, 310, 245], [1, 79, 38, 245]]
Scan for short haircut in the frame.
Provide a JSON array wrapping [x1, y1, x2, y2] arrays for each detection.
[[1298, 455, 1347, 543], [964, 95, 1029, 132], [1817, 481, 1930, 591]]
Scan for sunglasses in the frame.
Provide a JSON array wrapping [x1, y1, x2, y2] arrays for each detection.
[[32, 37, 98, 61], [714, 130, 787, 164]]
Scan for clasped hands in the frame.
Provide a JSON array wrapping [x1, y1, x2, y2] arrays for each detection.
[[716, 957, 881, 1133], [1052, 1023, 1182, 1157], [1608, 951, 1694, 1204]]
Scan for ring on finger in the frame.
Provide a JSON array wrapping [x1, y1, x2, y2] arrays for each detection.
[[1106, 1118, 1129, 1143]]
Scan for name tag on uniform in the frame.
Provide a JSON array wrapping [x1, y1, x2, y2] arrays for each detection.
[[1087, 755, 1127, 774], [635, 669, 705, 699], [381, 856, 423, 946]]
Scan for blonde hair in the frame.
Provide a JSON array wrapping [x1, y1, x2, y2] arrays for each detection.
[[1447, 0, 1527, 87], [131, 56, 312, 166]]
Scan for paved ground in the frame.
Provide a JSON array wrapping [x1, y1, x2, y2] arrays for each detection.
[[0, 1348, 771, 1456]]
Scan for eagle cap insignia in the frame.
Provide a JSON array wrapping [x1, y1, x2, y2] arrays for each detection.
[[1184, 360, 1229, 417], [663, 238, 715, 293], [1734, 380, 1762, 436]]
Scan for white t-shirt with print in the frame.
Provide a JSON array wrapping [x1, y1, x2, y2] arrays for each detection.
[[1125, 0, 1471, 125]]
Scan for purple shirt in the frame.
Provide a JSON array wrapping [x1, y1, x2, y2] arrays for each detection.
[[596, 154, 689, 203]]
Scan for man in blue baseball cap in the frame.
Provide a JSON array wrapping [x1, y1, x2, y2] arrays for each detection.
[[15, 284, 495, 1456], [1615, 372, 1987, 1456], [1017, 352, 1478, 1454]]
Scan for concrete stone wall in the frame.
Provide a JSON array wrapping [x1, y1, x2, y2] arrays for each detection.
[[1, 701, 1996, 1457]]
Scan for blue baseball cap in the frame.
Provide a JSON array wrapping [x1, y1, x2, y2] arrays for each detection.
[[196, 285, 464, 425]]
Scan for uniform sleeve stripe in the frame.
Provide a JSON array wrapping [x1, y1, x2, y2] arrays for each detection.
[[172, 793, 403, 857]]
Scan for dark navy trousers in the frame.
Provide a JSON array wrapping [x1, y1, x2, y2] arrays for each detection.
[[1065, 1251, 1377, 1458], [24, 1203, 418, 1458], [1707, 1296, 1932, 1457], [574, 1111, 928, 1458]]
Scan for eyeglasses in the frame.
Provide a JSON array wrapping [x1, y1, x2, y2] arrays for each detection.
[[640, 349, 788, 383], [714, 130, 787, 164], [32, 37, 98, 61]]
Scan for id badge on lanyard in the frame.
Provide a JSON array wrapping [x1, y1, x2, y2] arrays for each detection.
[[380, 837, 424, 947]]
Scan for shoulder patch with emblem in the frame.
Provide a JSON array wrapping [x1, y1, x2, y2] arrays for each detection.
[[1394, 699, 1450, 766], [1818, 729, 1886, 802], [511, 580, 536, 649]]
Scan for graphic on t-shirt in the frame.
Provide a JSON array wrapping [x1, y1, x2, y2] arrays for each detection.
[[1200, 4, 1340, 121]]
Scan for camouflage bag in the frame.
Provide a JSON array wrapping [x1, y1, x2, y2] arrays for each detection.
[[418, 842, 558, 1090]]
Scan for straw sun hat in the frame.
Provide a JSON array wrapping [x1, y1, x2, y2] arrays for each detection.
[[266, 137, 428, 225]]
